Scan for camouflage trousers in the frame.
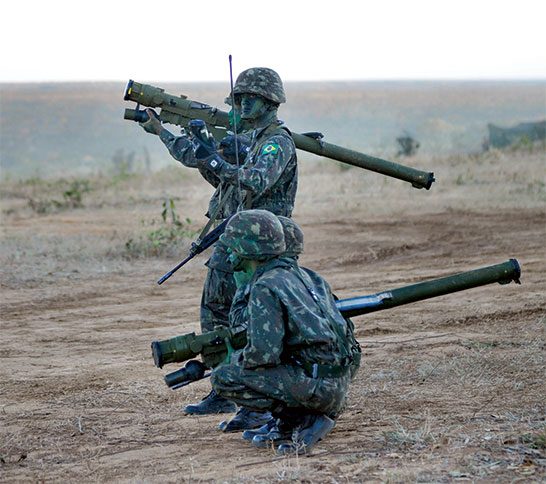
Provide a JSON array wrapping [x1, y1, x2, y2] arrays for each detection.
[[211, 359, 350, 418], [200, 243, 237, 333]]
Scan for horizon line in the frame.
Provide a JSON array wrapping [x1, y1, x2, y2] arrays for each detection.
[[2, 77, 545, 85]]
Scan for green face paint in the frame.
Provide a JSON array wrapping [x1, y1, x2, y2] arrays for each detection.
[[240, 93, 268, 120], [233, 269, 253, 288], [228, 108, 242, 131], [229, 251, 257, 288]]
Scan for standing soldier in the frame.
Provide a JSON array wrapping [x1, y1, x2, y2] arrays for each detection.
[[139, 68, 298, 421]]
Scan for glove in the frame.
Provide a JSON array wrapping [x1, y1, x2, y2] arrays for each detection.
[[139, 108, 162, 135], [199, 153, 225, 172], [187, 119, 216, 157], [219, 134, 251, 164], [187, 119, 225, 172]]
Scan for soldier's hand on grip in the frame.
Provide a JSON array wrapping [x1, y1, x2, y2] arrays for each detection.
[[139, 108, 162, 135], [219, 134, 251, 164]]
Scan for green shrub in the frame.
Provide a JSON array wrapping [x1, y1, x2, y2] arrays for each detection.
[[125, 198, 195, 258], [28, 178, 92, 213]]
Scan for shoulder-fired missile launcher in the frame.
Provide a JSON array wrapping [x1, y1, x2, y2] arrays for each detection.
[[151, 259, 520, 389], [123, 80, 434, 190]]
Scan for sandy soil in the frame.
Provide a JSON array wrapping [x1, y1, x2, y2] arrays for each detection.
[[1, 147, 545, 483]]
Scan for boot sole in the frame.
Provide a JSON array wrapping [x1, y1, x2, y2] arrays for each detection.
[[252, 437, 292, 449], [184, 405, 237, 415], [222, 417, 275, 433]]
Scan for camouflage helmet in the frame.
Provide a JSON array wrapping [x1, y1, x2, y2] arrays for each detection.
[[232, 68, 286, 104], [277, 216, 304, 257], [220, 209, 286, 260]]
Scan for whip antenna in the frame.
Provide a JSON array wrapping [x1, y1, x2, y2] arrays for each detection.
[[229, 54, 243, 209]]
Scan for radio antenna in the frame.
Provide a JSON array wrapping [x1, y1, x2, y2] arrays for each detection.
[[229, 54, 242, 209]]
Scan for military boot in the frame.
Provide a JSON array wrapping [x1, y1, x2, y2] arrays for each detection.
[[251, 419, 294, 449], [242, 416, 277, 441], [183, 389, 237, 415], [219, 408, 274, 432], [277, 414, 335, 455]]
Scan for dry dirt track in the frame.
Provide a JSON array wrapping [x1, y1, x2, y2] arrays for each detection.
[[1, 148, 545, 483]]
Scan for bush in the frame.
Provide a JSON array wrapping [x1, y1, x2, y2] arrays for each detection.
[[125, 198, 195, 258], [28, 178, 92, 214]]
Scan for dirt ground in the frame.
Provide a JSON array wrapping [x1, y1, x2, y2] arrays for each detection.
[[1, 146, 545, 483]]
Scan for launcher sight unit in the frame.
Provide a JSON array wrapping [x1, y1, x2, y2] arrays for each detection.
[[124, 79, 434, 189], [151, 259, 520, 389]]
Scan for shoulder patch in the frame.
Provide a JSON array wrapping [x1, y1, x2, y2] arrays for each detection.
[[262, 144, 279, 155]]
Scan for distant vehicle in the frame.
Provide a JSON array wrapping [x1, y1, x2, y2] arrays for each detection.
[[486, 120, 546, 149]]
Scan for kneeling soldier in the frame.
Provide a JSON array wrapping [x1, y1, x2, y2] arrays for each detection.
[[211, 209, 355, 454]]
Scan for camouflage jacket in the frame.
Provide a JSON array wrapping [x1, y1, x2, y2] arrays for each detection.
[[240, 258, 352, 372], [159, 129, 240, 219], [215, 120, 298, 217]]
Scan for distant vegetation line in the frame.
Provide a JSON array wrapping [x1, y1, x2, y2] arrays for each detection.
[[1, 81, 544, 180]]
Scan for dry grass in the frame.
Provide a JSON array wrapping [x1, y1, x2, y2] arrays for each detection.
[[0, 142, 545, 483], [2, 141, 544, 274], [296, 142, 545, 220]]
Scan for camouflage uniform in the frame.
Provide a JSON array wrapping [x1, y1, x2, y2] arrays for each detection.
[[141, 70, 297, 415], [210, 122, 297, 217], [214, 67, 297, 218], [212, 258, 352, 419], [195, 122, 297, 331], [193, 69, 297, 332], [154, 85, 297, 332], [193, 123, 297, 330]]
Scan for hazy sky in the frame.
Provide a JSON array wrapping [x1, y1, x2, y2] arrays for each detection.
[[2, 0, 545, 83]]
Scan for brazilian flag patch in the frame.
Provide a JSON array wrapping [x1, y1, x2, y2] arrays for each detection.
[[262, 144, 279, 155]]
